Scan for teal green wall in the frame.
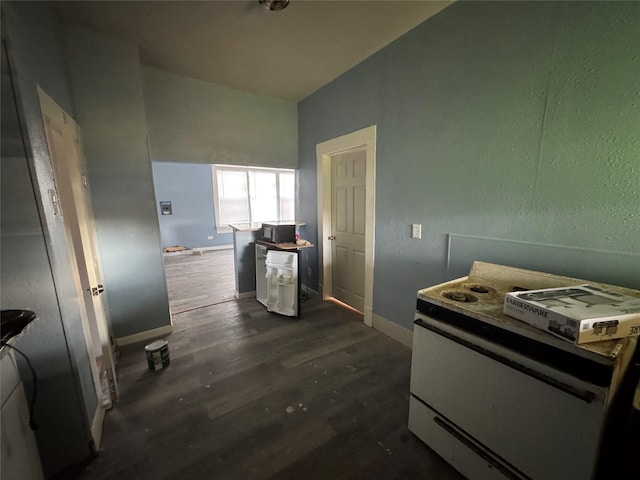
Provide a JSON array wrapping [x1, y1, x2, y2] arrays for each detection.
[[298, 1, 640, 329], [143, 66, 298, 168], [2, 1, 97, 475], [64, 27, 171, 338]]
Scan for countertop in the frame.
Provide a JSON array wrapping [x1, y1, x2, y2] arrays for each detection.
[[230, 221, 306, 232], [229, 223, 263, 232]]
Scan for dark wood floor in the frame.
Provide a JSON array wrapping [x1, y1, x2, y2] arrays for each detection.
[[68, 251, 463, 480]]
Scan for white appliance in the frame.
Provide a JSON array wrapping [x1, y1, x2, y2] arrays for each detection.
[[1, 349, 44, 480], [255, 244, 298, 317], [409, 261, 639, 480]]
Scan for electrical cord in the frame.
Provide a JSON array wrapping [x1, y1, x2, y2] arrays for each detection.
[[1, 342, 39, 430]]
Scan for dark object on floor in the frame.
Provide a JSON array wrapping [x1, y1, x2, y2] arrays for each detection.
[[144, 339, 170, 371]]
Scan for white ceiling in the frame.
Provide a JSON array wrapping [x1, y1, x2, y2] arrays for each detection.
[[55, 1, 451, 101]]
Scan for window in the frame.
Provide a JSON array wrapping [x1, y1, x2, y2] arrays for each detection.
[[212, 164, 295, 233]]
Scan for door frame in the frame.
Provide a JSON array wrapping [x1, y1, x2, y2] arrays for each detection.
[[38, 88, 117, 446], [316, 125, 376, 327]]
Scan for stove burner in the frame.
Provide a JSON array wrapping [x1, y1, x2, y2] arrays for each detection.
[[461, 283, 496, 295], [443, 291, 478, 303], [470, 285, 490, 294]]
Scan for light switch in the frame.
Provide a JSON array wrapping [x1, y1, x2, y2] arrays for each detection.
[[411, 224, 422, 239]]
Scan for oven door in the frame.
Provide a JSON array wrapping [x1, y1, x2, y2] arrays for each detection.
[[409, 313, 608, 480]]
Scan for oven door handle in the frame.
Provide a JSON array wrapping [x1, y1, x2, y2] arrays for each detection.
[[416, 319, 597, 403], [432, 415, 532, 480]]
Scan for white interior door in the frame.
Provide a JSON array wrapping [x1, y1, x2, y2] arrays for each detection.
[[331, 149, 366, 312], [38, 89, 117, 435], [316, 125, 376, 327]]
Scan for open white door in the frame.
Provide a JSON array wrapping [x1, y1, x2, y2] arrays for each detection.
[[38, 88, 117, 447]]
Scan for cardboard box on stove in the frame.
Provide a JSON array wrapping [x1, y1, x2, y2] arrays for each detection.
[[503, 284, 640, 344]]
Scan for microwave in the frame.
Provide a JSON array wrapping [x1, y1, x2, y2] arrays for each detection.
[[262, 223, 296, 244]]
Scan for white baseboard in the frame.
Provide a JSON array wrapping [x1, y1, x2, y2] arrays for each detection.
[[116, 324, 173, 347], [372, 313, 413, 349], [90, 404, 105, 451], [199, 245, 233, 251], [163, 245, 233, 256], [235, 290, 256, 299]]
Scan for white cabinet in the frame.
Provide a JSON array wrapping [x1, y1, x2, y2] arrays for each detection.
[[1, 350, 44, 480]]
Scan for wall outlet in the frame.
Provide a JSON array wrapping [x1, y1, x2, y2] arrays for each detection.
[[207, 235, 213, 240], [411, 224, 422, 239]]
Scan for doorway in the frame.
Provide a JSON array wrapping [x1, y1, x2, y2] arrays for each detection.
[[316, 125, 376, 326]]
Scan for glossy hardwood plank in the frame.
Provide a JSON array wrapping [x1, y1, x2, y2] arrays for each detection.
[[67, 254, 464, 480]]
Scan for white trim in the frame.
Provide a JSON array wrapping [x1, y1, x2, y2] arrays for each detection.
[[234, 290, 256, 299], [90, 404, 105, 451], [116, 325, 173, 347], [316, 125, 377, 328], [38, 87, 120, 403], [200, 245, 233, 251], [372, 313, 413, 349], [163, 245, 233, 256]]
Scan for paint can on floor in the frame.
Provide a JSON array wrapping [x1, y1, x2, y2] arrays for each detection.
[[145, 339, 170, 371]]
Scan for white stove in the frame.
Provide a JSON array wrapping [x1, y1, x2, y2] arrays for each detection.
[[409, 261, 639, 480]]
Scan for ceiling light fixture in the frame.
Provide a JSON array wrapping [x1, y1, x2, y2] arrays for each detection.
[[259, 0, 289, 12]]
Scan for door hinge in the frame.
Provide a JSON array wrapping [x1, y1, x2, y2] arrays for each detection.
[[48, 189, 59, 215]]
